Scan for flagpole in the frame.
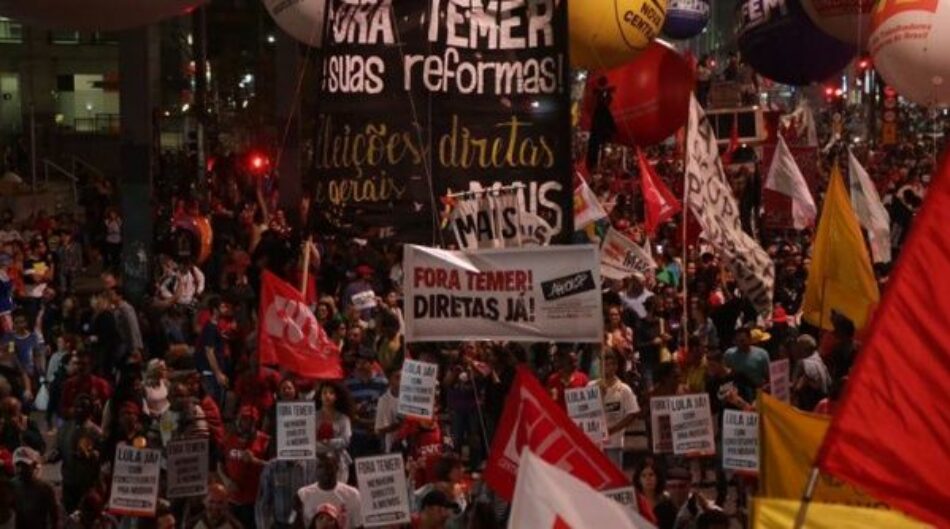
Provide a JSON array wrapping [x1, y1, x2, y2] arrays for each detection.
[[681, 139, 690, 349], [300, 235, 313, 296], [792, 466, 821, 529]]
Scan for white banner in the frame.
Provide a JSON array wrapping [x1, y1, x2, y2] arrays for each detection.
[[355, 454, 412, 528], [566, 386, 609, 445], [403, 245, 603, 342], [600, 227, 656, 280], [769, 359, 791, 403], [166, 438, 209, 499], [109, 445, 162, 517], [722, 410, 759, 473], [669, 394, 716, 456], [449, 190, 552, 250], [602, 486, 642, 517], [277, 401, 317, 460], [397, 360, 438, 420], [649, 397, 674, 455], [686, 95, 774, 314]]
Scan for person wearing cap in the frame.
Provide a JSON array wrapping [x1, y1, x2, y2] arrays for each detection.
[[723, 326, 770, 403], [220, 404, 270, 529], [11, 446, 59, 529], [296, 453, 362, 529], [791, 334, 831, 412], [411, 489, 460, 529], [344, 348, 387, 462], [310, 503, 342, 529]]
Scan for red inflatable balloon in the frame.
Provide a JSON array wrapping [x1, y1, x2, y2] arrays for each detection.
[[0, 0, 207, 31], [587, 40, 695, 147]]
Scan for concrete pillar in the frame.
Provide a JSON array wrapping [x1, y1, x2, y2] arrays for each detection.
[[275, 31, 303, 224], [118, 25, 160, 303]]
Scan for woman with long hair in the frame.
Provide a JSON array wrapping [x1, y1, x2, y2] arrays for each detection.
[[634, 458, 676, 528], [315, 381, 354, 483]]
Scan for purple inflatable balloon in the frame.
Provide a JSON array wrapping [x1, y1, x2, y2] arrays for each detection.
[[738, 0, 855, 86], [663, 0, 710, 40]]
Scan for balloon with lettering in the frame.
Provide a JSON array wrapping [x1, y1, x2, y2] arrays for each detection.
[[738, 0, 856, 86], [262, 0, 326, 47], [870, 0, 950, 107], [801, 0, 874, 47], [570, 0, 668, 69], [593, 40, 694, 146], [0, 0, 206, 30], [663, 0, 711, 40]]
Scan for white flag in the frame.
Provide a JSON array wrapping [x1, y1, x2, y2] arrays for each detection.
[[601, 227, 656, 280], [574, 179, 609, 230], [765, 136, 817, 229], [509, 451, 654, 529], [780, 98, 819, 147], [685, 95, 774, 315], [848, 149, 892, 264]]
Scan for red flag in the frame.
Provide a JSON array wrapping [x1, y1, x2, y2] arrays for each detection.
[[816, 154, 950, 527], [637, 147, 681, 235], [484, 367, 629, 501], [258, 270, 342, 379], [722, 114, 739, 165]]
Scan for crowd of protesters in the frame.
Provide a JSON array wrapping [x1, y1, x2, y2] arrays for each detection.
[[0, 82, 942, 529]]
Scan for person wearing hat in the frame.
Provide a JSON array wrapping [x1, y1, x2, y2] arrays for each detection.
[[791, 334, 831, 412], [723, 326, 770, 403], [310, 503, 343, 529], [11, 446, 59, 529], [341, 265, 377, 319], [412, 489, 460, 529], [344, 348, 388, 462], [220, 405, 270, 529], [297, 453, 362, 529]]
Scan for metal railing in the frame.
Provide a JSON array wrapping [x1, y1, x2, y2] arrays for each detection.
[[39, 158, 79, 203]]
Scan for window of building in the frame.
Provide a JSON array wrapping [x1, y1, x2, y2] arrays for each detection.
[[0, 17, 22, 43], [51, 30, 80, 44]]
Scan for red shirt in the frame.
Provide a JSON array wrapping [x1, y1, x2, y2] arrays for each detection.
[[234, 367, 281, 412], [395, 419, 443, 485], [546, 371, 589, 409], [59, 374, 113, 418], [200, 395, 225, 446], [222, 430, 270, 505]]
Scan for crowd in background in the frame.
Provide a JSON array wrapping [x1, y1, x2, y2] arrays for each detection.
[[0, 70, 943, 529]]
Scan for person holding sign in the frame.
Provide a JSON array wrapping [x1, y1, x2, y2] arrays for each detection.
[[589, 348, 640, 469]]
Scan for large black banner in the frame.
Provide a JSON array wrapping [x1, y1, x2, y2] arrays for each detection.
[[312, 0, 573, 244]]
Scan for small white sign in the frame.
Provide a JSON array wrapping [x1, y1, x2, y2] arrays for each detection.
[[398, 360, 439, 420], [722, 410, 759, 473], [649, 396, 674, 454], [669, 394, 716, 456], [166, 438, 209, 499], [566, 386, 608, 445], [108, 445, 162, 517], [277, 401, 317, 460], [770, 359, 791, 402], [355, 454, 412, 527], [352, 290, 378, 311]]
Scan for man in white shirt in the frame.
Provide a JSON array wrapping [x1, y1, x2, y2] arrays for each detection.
[[619, 272, 653, 319], [296, 453, 363, 529], [374, 367, 402, 453], [174, 259, 205, 306], [589, 348, 640, 469]]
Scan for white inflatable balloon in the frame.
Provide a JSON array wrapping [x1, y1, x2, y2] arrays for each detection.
[[0, 0, 207, 30], [262, 0, 326, 48], [870, 0, 950, 107], [801, 0, 873, 47]]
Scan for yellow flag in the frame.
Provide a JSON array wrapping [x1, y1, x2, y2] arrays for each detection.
[[758, 393, 885, 507], [752, 498, 928, 529], [801, 165, 880, 329]]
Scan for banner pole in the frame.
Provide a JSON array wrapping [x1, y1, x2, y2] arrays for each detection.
[[681, 137, 690, 349], [300, 236, 313, 296], [467, 363, 493, 467], [792, 466, 821, 529]]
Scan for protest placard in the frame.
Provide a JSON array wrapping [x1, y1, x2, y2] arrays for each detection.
[[723, 410, 759, 473], [770, 359, 791, 402], [355, 454, 411, 527], [603, 486, 641, 516], [166, 438, 209, 498], [397, 360, 438, 420], [403, 245, 603, 342], [108, 445, 161, 517], [277, 401, 317, 460], [649, 397, 673, 454], [669, 394, 716, 456], [600, 227, 656, 280], [352, 290, 378, 311], [565, 386, 608, 445]]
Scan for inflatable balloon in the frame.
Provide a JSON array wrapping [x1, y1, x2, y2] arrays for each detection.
[[592, 40, 695, 146], [663, 0, 711, 40], [870, 0, 950, 107], [262, 0, 326, 48], [801, 0, 874, 47], [571, 0, 667, 70], [195, 216, 213, 265], [0, 0, 206, 30], [738, 0, 856, 86]]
